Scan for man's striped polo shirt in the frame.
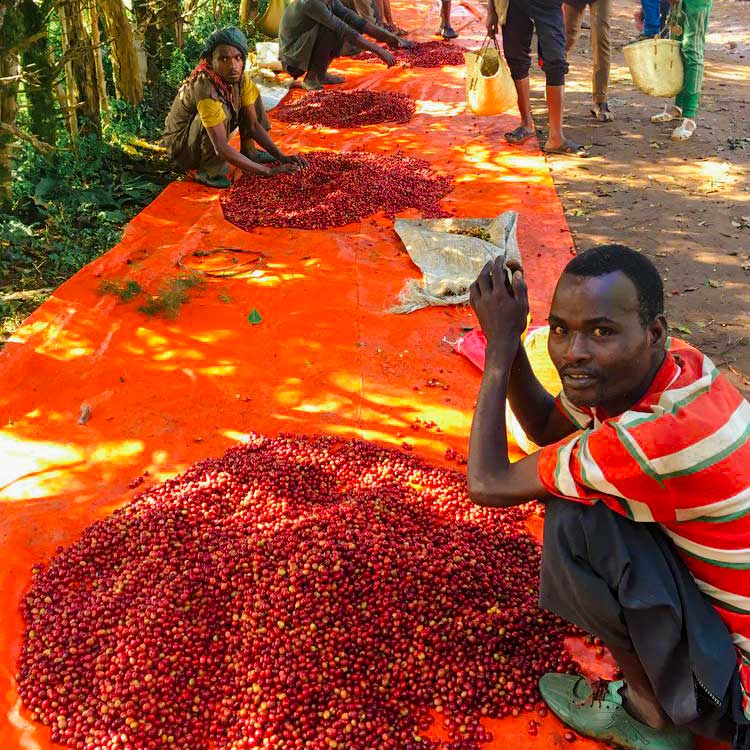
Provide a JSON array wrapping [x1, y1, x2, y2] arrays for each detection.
[[537, 337, 750, 716]]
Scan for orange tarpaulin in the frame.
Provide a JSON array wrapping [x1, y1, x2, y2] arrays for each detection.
[[0, 3, 609, 748]]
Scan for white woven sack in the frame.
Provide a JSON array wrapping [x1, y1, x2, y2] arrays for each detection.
[[391, 211, 521, 314]]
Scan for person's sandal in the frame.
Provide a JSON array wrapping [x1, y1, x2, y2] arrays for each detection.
[[539, 675, 694, 750], [504, 125, 537, 144], [671, 117, 696, 140], [542, 138, 589, 157], [436, 25, 459, 39], [590, 102, 614, 122], [651, 105, 682, 123]]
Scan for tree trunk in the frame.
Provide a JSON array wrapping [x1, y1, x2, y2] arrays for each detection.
[[58, 0, 101, 133], [88, 0, 109, 124], [132, 0, 180, 84], [57, 0, 81, 144], [19, 0, 57, 148], [98, 0, 144, 104], [0, 2, 21, 210], [132, 0, 161, 84], [239, 0, 258, 29], [0, 54, 19, 211]]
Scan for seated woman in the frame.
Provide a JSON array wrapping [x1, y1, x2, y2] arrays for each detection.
[[279, 0, 411, 91], [163, 27, 306, 188]]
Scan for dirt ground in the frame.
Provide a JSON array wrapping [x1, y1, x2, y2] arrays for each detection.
[[529, 0, 750, 393]]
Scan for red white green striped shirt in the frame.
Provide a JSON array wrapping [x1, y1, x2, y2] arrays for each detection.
[[537, 337, 750, 716]]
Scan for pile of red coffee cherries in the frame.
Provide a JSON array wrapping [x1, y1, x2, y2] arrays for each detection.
[[356, 41, 465, 68], [274, 90, 416, 128], [220, 151, 452, 230], [19, 434, 580, 750]]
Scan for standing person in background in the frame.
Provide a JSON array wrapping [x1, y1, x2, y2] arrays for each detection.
[[487, 0, 588, 155], [640, 0, 664, 36], [564, 0, 614, 122], [650, 0, 712, 140], [437, 0, 459, 39]]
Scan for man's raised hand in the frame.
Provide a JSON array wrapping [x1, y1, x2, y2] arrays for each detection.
[[469, 257, 529, 362]]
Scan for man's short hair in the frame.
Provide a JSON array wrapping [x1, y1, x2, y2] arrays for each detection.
[[563, 244, 664, 325]]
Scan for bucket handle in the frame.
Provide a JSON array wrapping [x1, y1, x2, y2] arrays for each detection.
[[660, 0, 684, 38], [468, 34, 502, 91]]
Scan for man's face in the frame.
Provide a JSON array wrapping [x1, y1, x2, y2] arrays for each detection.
[[547, 271, 666, 414], [210, 44, 244, 84]]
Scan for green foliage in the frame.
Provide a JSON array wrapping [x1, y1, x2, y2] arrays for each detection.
[[3, 131, 169, 285], [99, 279, 144, 302], [165, 46, 192, 89], [137, 273, 205, 319], [2, 0, 267, 345]]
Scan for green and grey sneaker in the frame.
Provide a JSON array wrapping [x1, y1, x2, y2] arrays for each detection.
[[539, 674, 694, 750]]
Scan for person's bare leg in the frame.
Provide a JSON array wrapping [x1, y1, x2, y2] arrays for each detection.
[[382, 0, 395, 26], [515, 76, 534, 130], [373, 0, 387, 25], [608, 645, 672, 731], [438, 0, 458, 38], [545, 84, 565, 148]]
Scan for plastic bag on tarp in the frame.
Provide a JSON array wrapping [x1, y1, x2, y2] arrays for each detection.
[[455, 326, 556, 455], [254, 76, 290, 111], [255, 41, 283, 72], [465, 35, 517, 117], [391, 211, 520, 314]]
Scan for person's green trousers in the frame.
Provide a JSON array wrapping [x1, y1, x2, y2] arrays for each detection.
[[674, 0, 712, 119]]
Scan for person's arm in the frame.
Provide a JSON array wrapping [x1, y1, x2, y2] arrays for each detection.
[[360, 20, 412, 49], [328, 0, 407, 59], [486, 0, 499, 35], [239, 101, 308, 168], [466, 256, 550, 508], [205, 122, 298, 177]]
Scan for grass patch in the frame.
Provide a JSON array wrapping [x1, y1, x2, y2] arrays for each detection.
[[137, 273, 205, 319]]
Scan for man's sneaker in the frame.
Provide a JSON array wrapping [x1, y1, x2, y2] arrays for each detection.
[[539, 674, 694, 750]]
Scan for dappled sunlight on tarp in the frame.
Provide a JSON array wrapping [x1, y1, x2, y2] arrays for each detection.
[[0, 432, 144, 502]]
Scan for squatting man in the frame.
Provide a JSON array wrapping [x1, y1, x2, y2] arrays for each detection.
[[467, 244, 750, 750], [163, 28, 308, 189]]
